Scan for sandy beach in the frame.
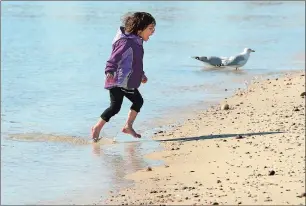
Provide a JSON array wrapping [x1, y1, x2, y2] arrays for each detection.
[[103, 70, 305, 205]]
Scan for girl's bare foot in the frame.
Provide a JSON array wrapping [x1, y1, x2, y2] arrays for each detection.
[[122, 127, 141, 138], [91, 118, 106, 142], [91, 126, 101, 142]]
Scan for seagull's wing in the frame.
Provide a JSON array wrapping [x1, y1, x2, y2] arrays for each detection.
[[220, 56, 230, 60], [207, 56, 223, 66], [222, 54, 247, 66]]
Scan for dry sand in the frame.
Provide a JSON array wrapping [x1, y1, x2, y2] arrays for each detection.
[[103, 70, 305, 205]]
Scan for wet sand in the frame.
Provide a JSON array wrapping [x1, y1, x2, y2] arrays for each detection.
[[103, 70, 305, 205]]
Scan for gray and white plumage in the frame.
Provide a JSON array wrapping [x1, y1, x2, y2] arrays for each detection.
[[191, 56, 224, 67], [192, 48, 255, 70], [221, 48, 255, 69]]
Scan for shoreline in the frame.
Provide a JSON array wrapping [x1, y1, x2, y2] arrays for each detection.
[[102, 70, 305, 205]]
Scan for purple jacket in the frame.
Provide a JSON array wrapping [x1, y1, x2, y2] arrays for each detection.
[[104, 27, 145, 90]]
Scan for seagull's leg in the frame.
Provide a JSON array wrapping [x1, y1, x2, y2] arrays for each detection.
[[235, 67, 238, 70]]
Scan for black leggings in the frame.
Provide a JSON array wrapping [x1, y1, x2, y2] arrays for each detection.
[[101, 87, 144, 122]]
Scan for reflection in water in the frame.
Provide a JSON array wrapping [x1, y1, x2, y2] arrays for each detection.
[[91, 141, 147, 203], [5, 133, 158, 205], [199, 66, 247, 74], [164, 67, 248, 94], [93, 142, 145, 171]]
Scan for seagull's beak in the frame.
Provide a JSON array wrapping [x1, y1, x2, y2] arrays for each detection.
[[251, 49, 255, 52]]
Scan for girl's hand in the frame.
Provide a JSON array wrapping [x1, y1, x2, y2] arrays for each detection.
[[106, 72, 114, 79], [141, 75, 148, 83]]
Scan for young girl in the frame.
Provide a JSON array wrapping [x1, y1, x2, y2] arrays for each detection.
[[91, 12, 156, 141]]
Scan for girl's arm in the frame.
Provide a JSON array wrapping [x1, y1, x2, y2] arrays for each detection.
[[105, 39, 131, 75]]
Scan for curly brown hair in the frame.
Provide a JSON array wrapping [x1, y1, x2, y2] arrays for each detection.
[[121, 12, 156, 35]]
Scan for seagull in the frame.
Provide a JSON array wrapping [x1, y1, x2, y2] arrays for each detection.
[[191, 56, 224, 67], [192, 48, 255, 70], [221, 48, 255, 70]]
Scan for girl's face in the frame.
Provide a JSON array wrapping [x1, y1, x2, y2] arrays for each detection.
[[138, 24, 155, 41]]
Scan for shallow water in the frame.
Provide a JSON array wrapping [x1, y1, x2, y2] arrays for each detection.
[[1, 1, 305, 205]]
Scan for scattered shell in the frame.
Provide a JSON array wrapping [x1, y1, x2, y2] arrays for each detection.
[[268, 170, 275, 176], [221, 104, 230, 110], [297, 192, 306, 198], [293, 107, 300, 111]]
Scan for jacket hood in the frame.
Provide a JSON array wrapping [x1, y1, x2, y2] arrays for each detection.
[[112, 27, 143, 46]]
